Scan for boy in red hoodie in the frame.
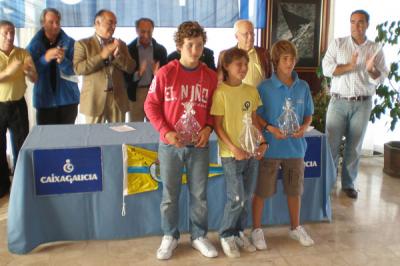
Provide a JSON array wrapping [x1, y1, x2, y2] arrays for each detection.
[[144, 21, 218, 260]]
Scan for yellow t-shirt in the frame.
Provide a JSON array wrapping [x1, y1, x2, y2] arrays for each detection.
[[211, 82, 262, 157], [0, 47, 32, 101], [243, 48, 265, 88]]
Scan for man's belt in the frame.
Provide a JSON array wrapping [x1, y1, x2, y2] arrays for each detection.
[[331, 93, 371, 101]]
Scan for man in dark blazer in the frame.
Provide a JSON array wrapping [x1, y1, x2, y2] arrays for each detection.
[[125, 18, 167, 122]]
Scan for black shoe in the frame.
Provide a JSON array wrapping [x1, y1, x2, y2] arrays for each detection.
[[0, 189, 8, 198], [342, 188, 358, 199], [0, 185, 10, 198]]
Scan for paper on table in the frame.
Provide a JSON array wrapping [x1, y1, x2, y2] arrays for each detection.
[[307, 126, 314, 132], [110, 125, 136, 132]]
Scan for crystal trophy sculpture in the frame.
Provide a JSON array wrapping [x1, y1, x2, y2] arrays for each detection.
[[278, 98, 300, 136], [175, 102, 201, 145], [238, 112, 263, 156]]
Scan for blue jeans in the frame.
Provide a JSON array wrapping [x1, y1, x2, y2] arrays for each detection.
[[219, 157, 258, 238], [326, 98, 372, 189], [158, 143, 209, 240]]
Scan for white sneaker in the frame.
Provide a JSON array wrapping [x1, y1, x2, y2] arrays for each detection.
[[289, 226, 315, 247], [221, 236, 240, 258], [156, 235, 178, 260], [235, 231, 256, 252], [251, 228, 267, 250], [192, 237, 218, 258]]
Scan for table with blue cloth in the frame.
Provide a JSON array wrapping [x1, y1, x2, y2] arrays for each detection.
[[8, 123, 336, 254]]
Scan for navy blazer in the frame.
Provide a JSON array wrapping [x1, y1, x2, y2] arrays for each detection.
[[125, 38, 167, 101]]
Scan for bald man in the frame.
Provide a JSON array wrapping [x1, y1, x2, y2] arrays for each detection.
[[219, 20, 272, 87], [73, 9, 136, 123]]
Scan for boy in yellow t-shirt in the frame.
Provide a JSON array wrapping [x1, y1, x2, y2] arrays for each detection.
[[211, 47, 267, 258]]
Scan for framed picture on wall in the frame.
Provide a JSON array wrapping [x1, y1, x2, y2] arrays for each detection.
[[268, 0, 327, 68]]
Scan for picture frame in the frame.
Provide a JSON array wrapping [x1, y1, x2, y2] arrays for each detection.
[[267, 0, 328, 69]]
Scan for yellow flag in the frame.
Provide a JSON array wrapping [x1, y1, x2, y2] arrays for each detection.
[[122, 144, 223, 196]]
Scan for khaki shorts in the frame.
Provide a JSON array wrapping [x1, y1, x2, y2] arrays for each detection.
[[255, 158, 304, 198]]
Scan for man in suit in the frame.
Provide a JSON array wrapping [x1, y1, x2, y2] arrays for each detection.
[[125, 18, 167, 122], [73, 9, 135, 124], [219, 20, 272, 87]]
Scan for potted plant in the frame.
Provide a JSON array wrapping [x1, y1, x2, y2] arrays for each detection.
[[313, 64, 331, 133], [373, 20, 400, 177]]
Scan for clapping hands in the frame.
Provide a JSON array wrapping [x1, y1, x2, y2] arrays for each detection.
[[45, 46, 65, 63]]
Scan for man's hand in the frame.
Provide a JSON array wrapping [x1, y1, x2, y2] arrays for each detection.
[[5, 60, 22, 76], [366, 53, 377, 73], [22, 57, 37, 82], [113, 39, 123, 58], [100, 41, 117, 60], [45, 47, 63, 62], [138, 60, 148, 77], [165, 131, 184, 148], [55, 47, 65, 64], [195, 126, 212, 148], [153, 61, 160, 75], [350, 51, 358, 70]]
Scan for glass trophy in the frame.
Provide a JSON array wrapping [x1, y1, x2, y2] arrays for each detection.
[[278, 98, 300, 136], [238, 112, 263, 156], [175, 102, 201, 145]]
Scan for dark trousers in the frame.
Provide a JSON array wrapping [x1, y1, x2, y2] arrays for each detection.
[[0, 98, 29, 193], [36, 104, 78, 125]]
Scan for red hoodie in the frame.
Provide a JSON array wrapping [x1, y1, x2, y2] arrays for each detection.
[[144, 60, 217, 144]]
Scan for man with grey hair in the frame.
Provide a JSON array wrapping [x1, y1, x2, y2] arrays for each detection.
[[74, 9, 135, 123], [26, 8, 80, 125], [125, 17, 167, 122], [0, 20, 37, 198], [226, 19, 272, 87]]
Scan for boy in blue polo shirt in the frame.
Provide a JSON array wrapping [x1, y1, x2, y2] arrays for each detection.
[[251, 40, 315, 249]]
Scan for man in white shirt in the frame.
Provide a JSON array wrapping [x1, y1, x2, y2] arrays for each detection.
[[322, 10, 388, 199]]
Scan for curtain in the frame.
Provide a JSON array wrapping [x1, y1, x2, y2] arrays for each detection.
[[1, 0, 267, 28]]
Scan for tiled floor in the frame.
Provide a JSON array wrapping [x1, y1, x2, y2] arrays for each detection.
[[0, 156, 399, 266]]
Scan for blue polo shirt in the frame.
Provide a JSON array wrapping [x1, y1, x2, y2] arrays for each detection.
[[257, 72, 314, 159]]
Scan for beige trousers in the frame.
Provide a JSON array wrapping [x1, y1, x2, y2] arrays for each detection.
[[85, 92, 124, 124], [128, 86, 149, 122]]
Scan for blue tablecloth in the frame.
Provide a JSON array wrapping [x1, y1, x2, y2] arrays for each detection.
[[8, 123, 335, 254]]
